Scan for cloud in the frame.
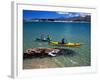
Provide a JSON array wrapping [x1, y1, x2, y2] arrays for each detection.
[[56, 11, 90, 18], [68, 14, 73, 17], [56, 11, 69, 14], [79, 13, 91, 17], [74, 14, 80, 17], [56, 12, 80, 17]]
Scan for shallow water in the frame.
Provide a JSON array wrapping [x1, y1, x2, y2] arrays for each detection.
[[23, 22, 91, 69]]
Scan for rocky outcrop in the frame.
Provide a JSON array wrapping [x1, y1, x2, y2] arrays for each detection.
[[25, 48, 60, 54], [23, 48, 76, 58], [24, 48, 60, 58]]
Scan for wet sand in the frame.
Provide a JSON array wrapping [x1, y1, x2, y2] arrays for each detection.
[[23, 58, 60, 69]]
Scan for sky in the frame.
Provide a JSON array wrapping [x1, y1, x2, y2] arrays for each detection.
[[23, 10, 90, 19]]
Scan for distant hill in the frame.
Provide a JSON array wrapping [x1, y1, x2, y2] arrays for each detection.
[[23, 15, 91, 23], [67, 15, 91, 22]]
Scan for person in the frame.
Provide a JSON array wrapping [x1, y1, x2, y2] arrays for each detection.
[[61, 38, 65, 44], [47, 35, 51, 43], [40, 34, 45, 40]]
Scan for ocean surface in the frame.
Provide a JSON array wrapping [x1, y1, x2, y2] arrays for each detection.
[[23, 22, 91, 69]]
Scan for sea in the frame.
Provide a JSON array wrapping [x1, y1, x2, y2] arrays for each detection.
[[23, 22, 91, 69]]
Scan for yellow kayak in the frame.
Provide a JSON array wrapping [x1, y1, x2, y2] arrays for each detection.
[[49, 41, 81, 47]]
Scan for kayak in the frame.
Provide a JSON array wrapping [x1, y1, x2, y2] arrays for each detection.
[[49, 41, 81, 47], [35, 38, 49, 42], [35, 38, 48, 42]]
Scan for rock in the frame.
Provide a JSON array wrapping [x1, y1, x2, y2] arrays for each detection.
[[26, 48, 60, 53], [24, 48, 76, 58], [24, 48, 60, 58]]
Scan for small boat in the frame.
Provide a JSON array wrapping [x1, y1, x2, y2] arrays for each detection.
[[49, 41, 81, 47], [35, 38, 49, 42]]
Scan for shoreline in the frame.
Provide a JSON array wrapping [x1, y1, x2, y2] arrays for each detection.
[[24, 21, 90, 23]]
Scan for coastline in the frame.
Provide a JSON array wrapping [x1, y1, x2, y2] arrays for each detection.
[[23, 21, 90, 23]]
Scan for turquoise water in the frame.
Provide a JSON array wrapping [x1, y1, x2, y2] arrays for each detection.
[[23, 22, 91, 67]]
